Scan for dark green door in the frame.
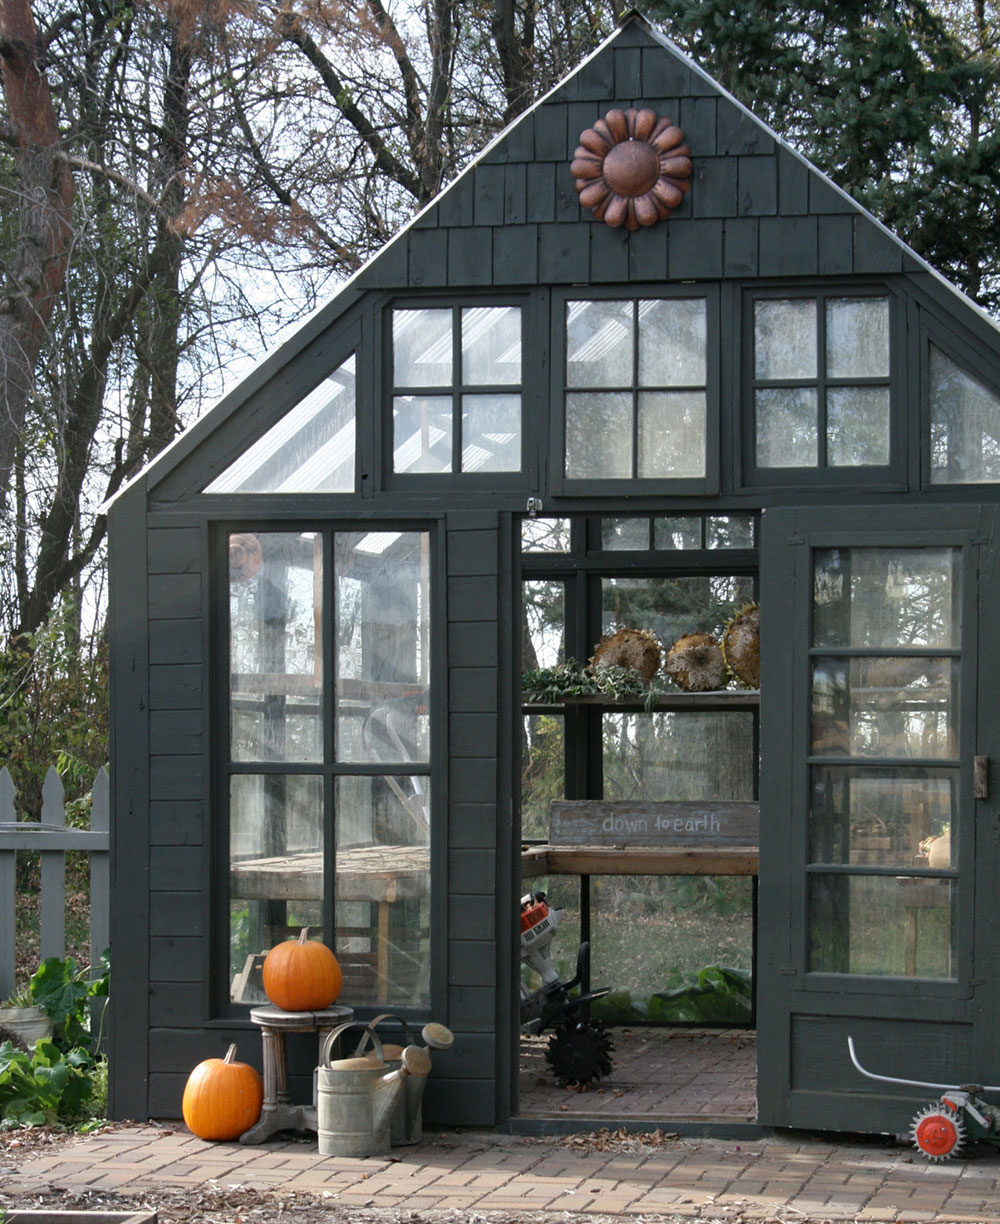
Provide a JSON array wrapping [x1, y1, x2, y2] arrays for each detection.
[[757, 505, 1000, 1133]]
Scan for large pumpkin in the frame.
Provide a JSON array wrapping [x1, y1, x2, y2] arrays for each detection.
[[182, 1043, 263, 1141], [262, 927, 343, 1012]]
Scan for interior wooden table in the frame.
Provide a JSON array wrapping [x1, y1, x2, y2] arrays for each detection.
[[231, 844, 429, 1002]]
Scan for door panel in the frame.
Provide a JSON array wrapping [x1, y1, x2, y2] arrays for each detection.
[[757, 506, 997, 1133]]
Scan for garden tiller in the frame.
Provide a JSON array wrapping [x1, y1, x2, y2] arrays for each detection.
[[519, 891, 613, 1086], [848, 1036, 1000, 1160]]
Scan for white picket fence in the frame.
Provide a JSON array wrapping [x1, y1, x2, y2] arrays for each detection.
[[0, 765, 109, 999]]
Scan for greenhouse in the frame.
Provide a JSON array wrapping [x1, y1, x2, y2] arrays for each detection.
[[107, 13, 1000, 1137]]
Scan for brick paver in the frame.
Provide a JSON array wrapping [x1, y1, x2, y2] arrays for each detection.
[[3, 1124, 1000, 1220]]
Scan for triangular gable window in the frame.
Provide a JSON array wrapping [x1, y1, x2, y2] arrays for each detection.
[[930, 346, 1000, 484], [205, 355, 356, 493]]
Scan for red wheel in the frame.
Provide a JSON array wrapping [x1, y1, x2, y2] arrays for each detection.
[[910, 1103, 966, 1161]]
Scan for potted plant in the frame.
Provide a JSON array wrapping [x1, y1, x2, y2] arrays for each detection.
[[0, 982, 54, 1048]]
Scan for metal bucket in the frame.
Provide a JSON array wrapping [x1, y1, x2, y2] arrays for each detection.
[[316, 1022, 401, 1158]]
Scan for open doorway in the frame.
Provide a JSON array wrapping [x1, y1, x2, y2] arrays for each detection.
[[516, 513, 759, 1124]]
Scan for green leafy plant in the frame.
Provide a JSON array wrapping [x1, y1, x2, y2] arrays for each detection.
[[0, 953, 111, 1129]]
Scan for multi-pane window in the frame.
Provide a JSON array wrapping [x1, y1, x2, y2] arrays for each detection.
[[227, 529, 432, 1010], [752, 294, 891, 469], [564, 297, 709, 481], [808, 547, 959, 977], [929, 344, 1000, 483], [205, 355, 357, 493], [392, 305, 522, 474]]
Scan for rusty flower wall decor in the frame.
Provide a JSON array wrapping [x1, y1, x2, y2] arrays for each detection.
[[571, 108, 692, 231]]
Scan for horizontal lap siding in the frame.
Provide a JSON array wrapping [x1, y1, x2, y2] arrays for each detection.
[[442, 514, 501, 1124], [147, 524, 210, 1116]]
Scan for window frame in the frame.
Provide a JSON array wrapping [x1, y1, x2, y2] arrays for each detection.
[[738, 283, 907, 492], [550, 284, 721, 497], [380, 293, 535, 490], [211, 517, 447, 1022]]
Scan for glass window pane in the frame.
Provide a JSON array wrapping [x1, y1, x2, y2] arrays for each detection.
[[654, 516, 703, 549], [809, 874, 955, 978], [603, 711, 756, 800], [522, 713, 564, 839], [522, 580, 565, 671], [706, 515, 755, 549], [827, 386, 890, 466], [521, 518, 571, 552], [930, 345, 1000, 483], [602, 575, 755, 663], [393, 395, 452, 473], [335, 775, 430, 1007], [229, 531, 322, 763], [462, 394, 520, 472], [565, 392, 632, 478], [826, 297, 890, 378], [335, 532, 430, 764], [754, 299, 817, 379], [810, 766, 956, 866], [602, 518, 650, 550], [462, 306, 521, 385], [206, 356, 356, 493], [229, 773, 324, 1002], [566, 300, 633, 387], [638, 391, 706, 477], [811, 657, 958, 759], [637, 298, 707, 386], [393, 308, 452, 386], [756, 387, 818, 466], [813, 548, 960, 649]]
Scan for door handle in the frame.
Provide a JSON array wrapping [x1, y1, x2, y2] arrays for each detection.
[[974, 755, 989, 800]]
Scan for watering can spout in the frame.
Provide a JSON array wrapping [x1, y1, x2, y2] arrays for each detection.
[[372, 1045, 432, 1136]]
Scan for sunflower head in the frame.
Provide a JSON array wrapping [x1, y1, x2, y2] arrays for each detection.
[[571, 107, 692, 231]]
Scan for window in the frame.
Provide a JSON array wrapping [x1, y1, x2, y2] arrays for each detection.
[[929, 344, 1000, 483], [391, 305, 522, 474], [751, 293, 891, 470], [562, 296, 711, 484], [808, 547, 959, 977], [206, 355, 357, 493], [226, 528, 432, 1010]]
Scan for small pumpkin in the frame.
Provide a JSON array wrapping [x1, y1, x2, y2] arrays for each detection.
[[182, 1043, 263, 1141], [262, 927, 343, 1012]]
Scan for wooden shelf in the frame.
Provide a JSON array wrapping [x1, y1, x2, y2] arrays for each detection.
[[522, 845, 758, 878], [522, 689, 759, 710]]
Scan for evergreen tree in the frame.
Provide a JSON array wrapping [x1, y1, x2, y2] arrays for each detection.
[[648, 0, 1000, 311]]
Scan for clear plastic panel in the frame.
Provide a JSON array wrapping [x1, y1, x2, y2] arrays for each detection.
[[393, 395, 452, 473], [826, 297, 890, 378], [462, 306, 521, 385], [461, 394, 521, 471], [521, 713, 564, 840], [809, 874, 955, 977], [754, 298, 817, 379], [827, 386, 890, 466], [393, 308, 452, 386], [603, 711, 756, 801], [565, 299, 633, 387], [602, 518, 651, 550], [755, 386, 818, 466], [565, 391, 632, 478], [229, 773, 324, 1001], [813, 548, 960, 649], [637, 298, 707, 386], [521, 518, 571, 552], [229, 531, 322, 762], [653, 516, 703, 550], [929, 345, 1000, 483], [637, 391, 706, 477], [522, 579, 565, 671]]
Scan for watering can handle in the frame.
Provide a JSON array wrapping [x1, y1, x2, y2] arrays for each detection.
[[354, 1012, 416, 1057], [322, 1021, 384, 1068]]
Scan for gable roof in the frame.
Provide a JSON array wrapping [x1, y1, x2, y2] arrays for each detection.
[[108, 10, 1000, 507]]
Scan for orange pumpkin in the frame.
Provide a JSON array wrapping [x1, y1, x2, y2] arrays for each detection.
[[262, 927, 343, 1012], [182, 1043, 263, 1141]]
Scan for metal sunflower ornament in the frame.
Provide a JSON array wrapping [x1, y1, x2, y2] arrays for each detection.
[[571, 107, 692, 231]]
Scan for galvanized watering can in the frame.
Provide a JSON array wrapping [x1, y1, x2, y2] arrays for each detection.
[[316, 1020, 429, 1157], [354, 1013, 455, 1145]]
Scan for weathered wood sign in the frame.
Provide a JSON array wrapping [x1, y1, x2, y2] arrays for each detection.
[[549, 800, 759, 847]]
